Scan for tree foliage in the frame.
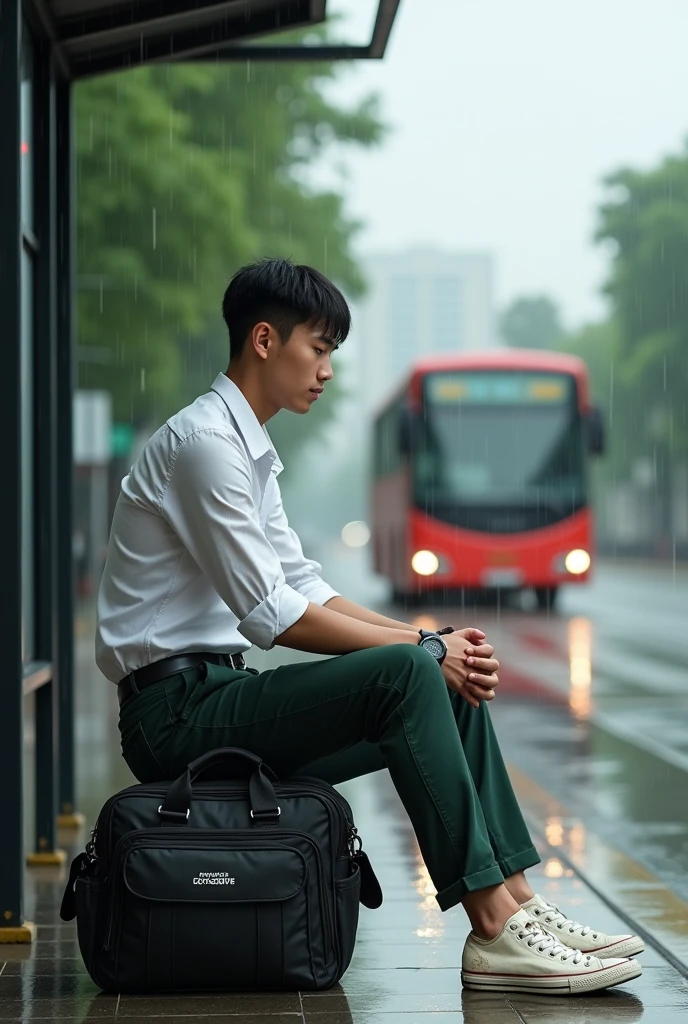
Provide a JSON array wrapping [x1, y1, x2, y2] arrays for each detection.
[[502, 138, 688, 484], [499, 295, 564, 350], [75, 49, 385, 451], [597, 143, 688, 454]]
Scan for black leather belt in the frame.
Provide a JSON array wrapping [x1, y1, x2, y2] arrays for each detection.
[[117, 651, 245, 708]]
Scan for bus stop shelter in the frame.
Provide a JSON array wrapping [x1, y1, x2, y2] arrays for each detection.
[[0, 0, 400, 942]]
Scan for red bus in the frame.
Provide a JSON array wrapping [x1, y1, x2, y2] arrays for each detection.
[[371, 350, 603, 609]]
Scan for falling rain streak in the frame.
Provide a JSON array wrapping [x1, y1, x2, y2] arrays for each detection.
[[11, 2, 688, 1016]]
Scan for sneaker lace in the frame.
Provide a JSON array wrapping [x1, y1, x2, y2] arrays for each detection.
[[533, 901, 598, 939], [513, 919, 588, 965]]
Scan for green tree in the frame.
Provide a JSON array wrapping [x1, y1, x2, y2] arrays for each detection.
[[556, 318, 626, 469], [499, 295, 564, 350], [597, 143, 688, 454], [75, 50, 385, 449]]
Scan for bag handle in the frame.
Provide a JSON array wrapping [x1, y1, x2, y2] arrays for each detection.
[[159, 747, 281, 828], [186, 747, 278, 784]]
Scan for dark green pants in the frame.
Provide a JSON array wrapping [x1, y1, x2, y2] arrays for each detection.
[[118, 644, 539, 911]]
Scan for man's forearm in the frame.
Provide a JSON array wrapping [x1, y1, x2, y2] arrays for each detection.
[[276, 601, 419, 655], [324, 595, 418, 633]]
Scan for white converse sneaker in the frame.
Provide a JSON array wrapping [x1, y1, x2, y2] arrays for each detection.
[[462, 909, 642, 995], [522, 893, 644, 958]]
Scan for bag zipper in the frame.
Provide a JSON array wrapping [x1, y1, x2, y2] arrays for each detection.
[[97, 779, 353, 870], [347, 823, 362, 858]]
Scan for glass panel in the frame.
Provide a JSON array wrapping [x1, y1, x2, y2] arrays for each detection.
[[20, 25, 34, 232], [414, 372, 586, 518], [21, 249, 35, 662]]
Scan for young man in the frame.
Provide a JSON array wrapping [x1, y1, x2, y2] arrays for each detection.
[[96, 258, 642, 995]]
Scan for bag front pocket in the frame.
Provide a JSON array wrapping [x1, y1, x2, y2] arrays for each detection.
[[335, 864, 361, 976], [74, 877, 103, 981], [104, 831, 330, 992]]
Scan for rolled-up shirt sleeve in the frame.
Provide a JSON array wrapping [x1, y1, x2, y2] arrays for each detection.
[[160, 429, 308, 650], [264, 473, 340, 607]]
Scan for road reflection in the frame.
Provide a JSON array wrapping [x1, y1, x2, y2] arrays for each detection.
[[544, 857, 565, 878], [412, 841, 445, 939], [545, 817, 565, 847], [412, 613, 440, 631], [568, 615, 592, 721]]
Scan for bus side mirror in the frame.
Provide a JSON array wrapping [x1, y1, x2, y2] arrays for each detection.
[[587, 406, 604, 455], [398, 408, 414, 457]]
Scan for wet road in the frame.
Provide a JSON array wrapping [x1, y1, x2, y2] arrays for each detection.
[[448, 563, 688, 910], [316, 549, 688, 912]]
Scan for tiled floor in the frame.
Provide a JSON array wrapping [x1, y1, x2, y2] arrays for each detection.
[[6, 576, 688, 1022], [4, 769, 688, 1022]]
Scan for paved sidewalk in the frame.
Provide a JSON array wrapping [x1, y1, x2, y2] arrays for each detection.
[[5, 598, 685, 1021], [5, 763, 688, 1022]]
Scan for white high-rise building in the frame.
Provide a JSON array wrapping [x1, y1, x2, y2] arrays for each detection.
[[352, 248, 498, 413]]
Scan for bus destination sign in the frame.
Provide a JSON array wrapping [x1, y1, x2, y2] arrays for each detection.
[[427, 372, 569, 405]]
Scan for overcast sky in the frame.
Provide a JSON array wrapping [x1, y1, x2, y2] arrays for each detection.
[[326, 0, 688, 330]]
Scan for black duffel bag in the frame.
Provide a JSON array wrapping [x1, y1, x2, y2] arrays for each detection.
[[61, 747, 382, 993]]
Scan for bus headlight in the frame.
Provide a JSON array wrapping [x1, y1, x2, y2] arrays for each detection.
[[564, 549, 591, 575], [411, 550, 440, 576]]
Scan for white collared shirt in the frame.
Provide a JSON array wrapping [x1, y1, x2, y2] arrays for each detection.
[[95, 373, 339, 682]]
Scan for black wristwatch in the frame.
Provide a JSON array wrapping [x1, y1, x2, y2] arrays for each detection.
[[418, 629, 448, 665]]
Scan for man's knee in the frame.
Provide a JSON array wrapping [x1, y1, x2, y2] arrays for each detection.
[[359, 644, 445, 741], [373, 643, 445, 690]]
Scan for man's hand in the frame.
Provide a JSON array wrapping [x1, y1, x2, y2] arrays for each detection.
[[318, 599, 500, 707], [455, 628, 496, 673], [441, 628, 499, 708]]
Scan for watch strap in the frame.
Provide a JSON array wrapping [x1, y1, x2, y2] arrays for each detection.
[[418, 631, 448, 665]]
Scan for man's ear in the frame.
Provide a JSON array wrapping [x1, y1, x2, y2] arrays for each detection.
[[251, 322, 271, 360]]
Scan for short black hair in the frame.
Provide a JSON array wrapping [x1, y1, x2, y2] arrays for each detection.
[[222, 258, 351, 360]]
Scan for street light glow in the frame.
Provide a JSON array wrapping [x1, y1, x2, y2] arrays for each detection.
[[341, 521, 370, 547]]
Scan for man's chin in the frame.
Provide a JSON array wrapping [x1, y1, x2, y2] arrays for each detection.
[[281, 401, 311, 415], [293, 397, 314, 414]]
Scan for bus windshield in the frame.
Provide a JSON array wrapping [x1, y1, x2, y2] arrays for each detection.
[[413, 371, 586, 530]]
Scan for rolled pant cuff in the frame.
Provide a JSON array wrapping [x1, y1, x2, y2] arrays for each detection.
[[499, 845, 541, 879], [435, 864, 505, 912]]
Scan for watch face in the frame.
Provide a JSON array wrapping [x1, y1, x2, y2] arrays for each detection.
[[422, 636, 446, 660]]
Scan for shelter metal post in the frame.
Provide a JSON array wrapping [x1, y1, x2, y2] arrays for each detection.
[[55, 77, 81, 828], [28, 39, 65, 865], [0, 0, 34, 943]]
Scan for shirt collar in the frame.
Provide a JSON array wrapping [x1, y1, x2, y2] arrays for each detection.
[[210, 373, 283, 474]]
